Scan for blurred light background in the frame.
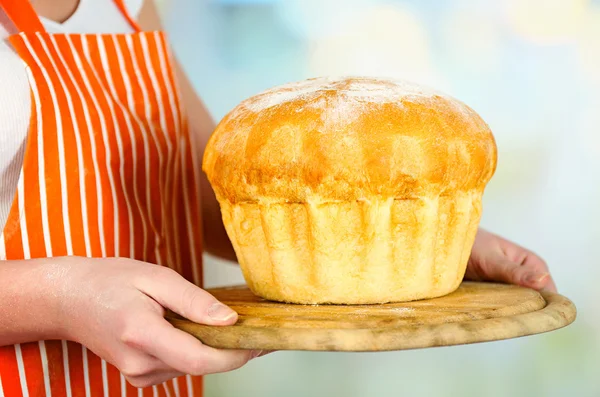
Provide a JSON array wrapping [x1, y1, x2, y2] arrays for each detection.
[[159, 0, 599, 395]]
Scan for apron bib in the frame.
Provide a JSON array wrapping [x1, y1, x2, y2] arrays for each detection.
[[0, 1, 204, 395]]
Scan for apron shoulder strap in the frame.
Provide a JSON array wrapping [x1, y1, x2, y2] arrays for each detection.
[[0, 0, 140, 36], [112, 0, 142, 32], [0, 0, 46, 34]]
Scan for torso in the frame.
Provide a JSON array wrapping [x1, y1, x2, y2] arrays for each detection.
[[0, 0, 142, 231], [0, 1, 205, 395]]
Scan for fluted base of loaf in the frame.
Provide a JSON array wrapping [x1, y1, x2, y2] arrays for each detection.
[[220, 192, 483, 304]]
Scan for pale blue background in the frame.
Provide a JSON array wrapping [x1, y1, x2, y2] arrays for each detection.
[[161, 0, 600, 395]]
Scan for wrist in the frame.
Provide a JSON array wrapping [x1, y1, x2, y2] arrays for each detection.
[[0, 257, 74, 345]]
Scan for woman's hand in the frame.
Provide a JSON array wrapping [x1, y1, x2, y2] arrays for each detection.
[[465, 228, 557, 292], [52, 257, 258, 387]]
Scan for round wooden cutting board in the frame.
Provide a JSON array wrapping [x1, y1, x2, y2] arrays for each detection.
[[166, 282, 576, 351]]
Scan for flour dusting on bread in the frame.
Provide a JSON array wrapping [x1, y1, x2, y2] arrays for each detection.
[[242, 76, 446, 113]]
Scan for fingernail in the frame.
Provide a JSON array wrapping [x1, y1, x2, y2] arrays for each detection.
[[207, 302, 237, 321], [524, 272, 549, 285], [250, 350, 263, 360]]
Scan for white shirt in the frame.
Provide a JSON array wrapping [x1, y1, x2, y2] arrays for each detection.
[[0, 0, 143, 232]]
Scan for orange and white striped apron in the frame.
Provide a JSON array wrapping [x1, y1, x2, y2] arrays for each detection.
[[0, 1, 204, 395]]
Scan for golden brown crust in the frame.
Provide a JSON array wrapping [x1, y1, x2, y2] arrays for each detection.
[[203, 77, 497, 203], [203, 77, 497, 304]]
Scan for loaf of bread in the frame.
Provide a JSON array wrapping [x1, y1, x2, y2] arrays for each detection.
[[203, 77, 497, 304]]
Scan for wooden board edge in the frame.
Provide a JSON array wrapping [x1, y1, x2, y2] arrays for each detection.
[[167, 291, 577, 352]]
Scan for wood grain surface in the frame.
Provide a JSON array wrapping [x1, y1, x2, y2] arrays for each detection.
[[166, 282, 576, 351]]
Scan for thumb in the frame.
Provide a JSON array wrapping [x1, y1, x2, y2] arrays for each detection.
[[136, 266, 238, 326], [477, 256, 550, 290]]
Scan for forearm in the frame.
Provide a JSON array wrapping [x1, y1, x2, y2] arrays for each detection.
[[199, 176, 237, 262], [0, 258, 66, 346]]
